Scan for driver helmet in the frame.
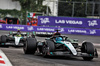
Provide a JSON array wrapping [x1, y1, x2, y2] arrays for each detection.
[[17, 32, 21, 37], [56, 37, 63, 41], [17, 29, 21, 37]]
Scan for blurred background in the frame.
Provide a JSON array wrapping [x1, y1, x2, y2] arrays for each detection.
[[0, 0, 100, 25]]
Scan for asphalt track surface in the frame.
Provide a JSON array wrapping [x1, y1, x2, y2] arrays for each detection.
[[0, 30, 100, 66]]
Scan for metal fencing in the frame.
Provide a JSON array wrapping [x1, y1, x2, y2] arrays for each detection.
[[58, 1, 100, 18], [46, 0, 100, 18]]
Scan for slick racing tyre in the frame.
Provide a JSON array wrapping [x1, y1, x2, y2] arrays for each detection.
[[42, 45, 49, 58], [42, 40, 55, 57], [23, 37, 37, 54], [81, 42, 94, 61], [46, 40, 55, 52], [0, 35, 9, 48], [1, 35, 7, 43]]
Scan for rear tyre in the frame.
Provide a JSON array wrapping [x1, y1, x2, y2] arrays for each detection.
[[0, 35, 9, 48], [23, 38, 37, 54], [81, 42, 94, 61], [1, 35, 7, 43]]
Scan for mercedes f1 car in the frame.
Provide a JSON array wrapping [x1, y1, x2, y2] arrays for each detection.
[[23, 30, 98, 61], [0, 31, 35, 47]]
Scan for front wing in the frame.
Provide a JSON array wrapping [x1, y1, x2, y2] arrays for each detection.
[[48, 51, 98, 58]]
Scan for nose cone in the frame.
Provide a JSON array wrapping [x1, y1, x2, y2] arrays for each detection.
[[15, 37, 21, 45]]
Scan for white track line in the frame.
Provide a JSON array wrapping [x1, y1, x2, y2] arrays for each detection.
[[0, 49, 13, 66]]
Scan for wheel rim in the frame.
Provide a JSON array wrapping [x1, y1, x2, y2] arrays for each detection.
[[42, 45, 47, 56]]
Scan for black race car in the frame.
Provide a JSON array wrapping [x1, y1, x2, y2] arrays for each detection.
[[23, 30, 98, 61], [0, 31, 35, 47]]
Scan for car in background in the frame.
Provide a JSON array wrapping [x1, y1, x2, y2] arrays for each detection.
[[0, 31, 35, 47]]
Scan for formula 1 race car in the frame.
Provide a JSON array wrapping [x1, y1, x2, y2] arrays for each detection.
[[0, 31, 35, 47], [23, 30, 98, 61]]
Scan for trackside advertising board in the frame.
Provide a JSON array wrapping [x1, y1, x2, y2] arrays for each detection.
[[0, 24, 100, 36], [38, 16, 100, 29]]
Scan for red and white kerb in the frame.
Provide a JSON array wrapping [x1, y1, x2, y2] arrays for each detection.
[[0, 56, 5, 64]]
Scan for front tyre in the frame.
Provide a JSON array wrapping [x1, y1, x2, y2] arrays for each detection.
[[42, 45, 49, 58], [42, 40, 55, 57], [23, 38, 37, 54], [46, 40, 55, 52], [81, 42, 94, 61], [83, 57, 93, 61]]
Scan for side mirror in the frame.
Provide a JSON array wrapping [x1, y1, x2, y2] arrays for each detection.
[[73, 39, 78, 42]]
